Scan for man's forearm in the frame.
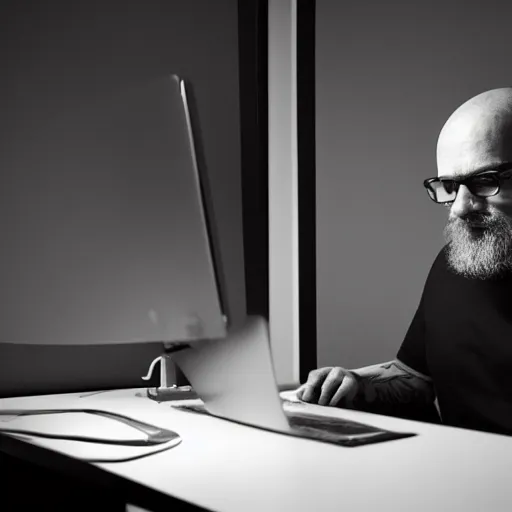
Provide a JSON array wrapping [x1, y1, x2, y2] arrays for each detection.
[[349, 360, 439, 421]]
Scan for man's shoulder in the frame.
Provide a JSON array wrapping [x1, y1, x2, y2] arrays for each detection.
[[433, 244, 448, 266], [425, 244, 449, 281]]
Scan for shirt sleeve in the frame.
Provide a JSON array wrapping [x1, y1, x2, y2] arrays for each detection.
[[396, 293, 430, 377]]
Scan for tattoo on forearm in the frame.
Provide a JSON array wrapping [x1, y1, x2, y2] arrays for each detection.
[[356, 361, 434, 406]]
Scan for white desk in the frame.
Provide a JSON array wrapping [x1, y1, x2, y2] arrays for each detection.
[[1, 388, 511, 512]]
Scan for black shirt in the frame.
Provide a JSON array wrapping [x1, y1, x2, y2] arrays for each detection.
[[397, 246, 512, 436]]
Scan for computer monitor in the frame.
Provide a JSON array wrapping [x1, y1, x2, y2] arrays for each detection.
[[0, 75, 228, 347]]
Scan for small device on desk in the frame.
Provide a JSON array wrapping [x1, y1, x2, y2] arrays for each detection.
[[141, 353, 198, 401]]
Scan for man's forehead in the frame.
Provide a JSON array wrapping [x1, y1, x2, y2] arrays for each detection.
[[437, 158, 508, 179], [436, 146, 506, 178], [436, 106, 512, 178]]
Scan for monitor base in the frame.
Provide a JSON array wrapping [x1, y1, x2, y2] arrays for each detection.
[[146, 386, 198, 402]]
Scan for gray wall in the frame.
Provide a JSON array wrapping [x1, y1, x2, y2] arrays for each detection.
[[316, 0, 512, 369], [0, 0, 245, 396]]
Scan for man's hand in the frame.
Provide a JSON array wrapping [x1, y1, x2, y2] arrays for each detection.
[[293, 361, 439, 422], [295, 366, 361, 407]]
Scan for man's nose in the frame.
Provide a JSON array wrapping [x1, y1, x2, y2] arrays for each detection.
[[450, 184, 486, 217]]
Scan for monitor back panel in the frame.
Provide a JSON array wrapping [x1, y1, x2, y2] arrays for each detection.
[[0, 75, 226, 345]]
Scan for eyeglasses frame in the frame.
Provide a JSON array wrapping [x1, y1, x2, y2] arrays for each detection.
[[423, 164, 512, 204]]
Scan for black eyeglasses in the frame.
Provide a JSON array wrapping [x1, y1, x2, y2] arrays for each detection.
[[423, 166, 512, 204]]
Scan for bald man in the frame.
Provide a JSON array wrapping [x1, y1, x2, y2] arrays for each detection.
[[297, 88, 512, 437]]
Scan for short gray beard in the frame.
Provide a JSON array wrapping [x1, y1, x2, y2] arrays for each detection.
[[443, 210, 512, 280]]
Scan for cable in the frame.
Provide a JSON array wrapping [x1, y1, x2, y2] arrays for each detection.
[[0, 408, 180, 446]]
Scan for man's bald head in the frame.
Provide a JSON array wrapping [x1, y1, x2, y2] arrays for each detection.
[[437, 88, 512, 178]]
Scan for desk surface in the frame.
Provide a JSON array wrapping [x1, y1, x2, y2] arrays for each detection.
[[1, 388, 511, 512]]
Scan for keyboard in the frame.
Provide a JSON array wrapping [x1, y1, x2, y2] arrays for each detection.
[[172, 399, 416, 447]]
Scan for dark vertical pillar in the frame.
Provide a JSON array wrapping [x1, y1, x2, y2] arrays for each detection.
[[238, 0, 269, 319], [297, 0, 317, 382]]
